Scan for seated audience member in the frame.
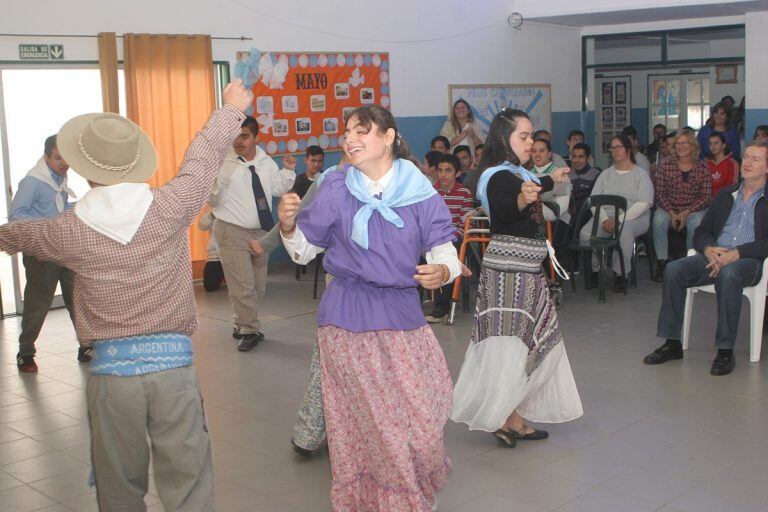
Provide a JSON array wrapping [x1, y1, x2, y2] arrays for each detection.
[[197, 208, 225, 292], [472, 143, 484, 170], [440, 99, 484, 152], [291, 145, 324, 199], [564, 129, 585, 167], [707, 132, 739, 198], [645, 123, 667, 164], [720, 95, 736, 110], [569, 142, 602, 229], [651, 131, 677, 183], [422, 150, 442, 184], [453, 144, 472, 183], [644, 141, 768, 376], [425, 153, 473, 324], [753, 125, 768, 144], [463, 144, 484, 196], [533, 129, 567, 168], [430, 135, 450, 154], [652, 131, 712, 281], [622, 126, 651, 172], [531, 137, 571, 246], [580, 134, 654, 293], [697, 102, 741, 162]]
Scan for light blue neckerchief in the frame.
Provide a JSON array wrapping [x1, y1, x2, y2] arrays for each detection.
[[476, 161, 541, 216], [345, 158, 436, 249], [314, 165, 336, 188]]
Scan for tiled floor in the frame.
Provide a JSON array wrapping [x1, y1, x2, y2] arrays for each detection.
[[1, 261, 768, 511]]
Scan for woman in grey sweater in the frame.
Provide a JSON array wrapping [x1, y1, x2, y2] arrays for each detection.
[[579, 134, 654, 292]]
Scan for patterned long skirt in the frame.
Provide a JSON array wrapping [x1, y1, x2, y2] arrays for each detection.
[[318, 325, 453, 511], [451, 265, 583, 431]]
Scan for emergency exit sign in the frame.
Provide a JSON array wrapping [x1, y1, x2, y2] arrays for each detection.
[[19, 44, 65, 60]]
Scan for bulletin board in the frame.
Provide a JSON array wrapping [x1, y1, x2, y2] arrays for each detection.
[[448, 83, 552, 139], [234, 49, 391, 155]]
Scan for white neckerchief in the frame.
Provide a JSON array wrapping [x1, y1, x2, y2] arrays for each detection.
[[75, 183, 154, 245], [27, 158, 77, 213], [360, 165, 394, 196]]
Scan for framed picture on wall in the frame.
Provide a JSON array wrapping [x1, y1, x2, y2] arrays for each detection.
[[615, 82, 627, 104], [448, 83, 552, 136], [602, 83, 614, 105], [602, 107, 614, 129], [716, 65, 738, 84], [615, 106, 627, 129], [602, 132, 613, 154]]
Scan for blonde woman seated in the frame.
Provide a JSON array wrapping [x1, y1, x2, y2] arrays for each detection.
[[652, 130, 711, 281]]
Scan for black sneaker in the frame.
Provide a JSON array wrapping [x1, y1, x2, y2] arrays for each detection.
[[237, 332, 264, 352], [643, 340, 683, 365], [232, 328, 244, 340], [16, 353, 37, 373], [77, 346, 93, 363], [710, 350, 735, 376], [424, 310, 446, 324]]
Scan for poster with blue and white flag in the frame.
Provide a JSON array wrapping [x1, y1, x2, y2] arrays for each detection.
[[448, 83, 552, 139]]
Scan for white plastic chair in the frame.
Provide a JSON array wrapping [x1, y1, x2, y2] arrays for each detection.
[[682, 249, 768, 362]]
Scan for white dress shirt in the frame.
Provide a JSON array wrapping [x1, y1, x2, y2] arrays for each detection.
[[210, 146, 295, 229], [281, 165, 462, 283]]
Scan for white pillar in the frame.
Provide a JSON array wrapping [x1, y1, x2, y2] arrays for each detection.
[[745, 11, 768, 140]]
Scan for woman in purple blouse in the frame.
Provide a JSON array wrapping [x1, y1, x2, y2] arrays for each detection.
[[278, 106, 461, 511]]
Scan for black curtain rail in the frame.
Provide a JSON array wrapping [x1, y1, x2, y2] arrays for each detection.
[[0, 34, 253, 40]]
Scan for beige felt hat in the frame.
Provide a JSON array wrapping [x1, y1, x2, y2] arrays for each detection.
[[57, 113, 157, 186]]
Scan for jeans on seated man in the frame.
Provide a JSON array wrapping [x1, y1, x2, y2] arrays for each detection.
[[645, 142, 768, 376]]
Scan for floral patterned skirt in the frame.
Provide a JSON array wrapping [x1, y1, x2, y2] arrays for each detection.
[[318, 325, 453, 512]]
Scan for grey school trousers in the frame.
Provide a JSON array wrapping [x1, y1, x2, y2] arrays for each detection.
[[87, 366, 214, 511], [214, 220, 268, 335]]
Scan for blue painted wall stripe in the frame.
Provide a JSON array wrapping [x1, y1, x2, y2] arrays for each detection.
[[745, 109, 768, 142]]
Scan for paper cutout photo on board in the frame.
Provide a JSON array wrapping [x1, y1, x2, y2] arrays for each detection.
[[361, 88, 374, 104], [282, 96, 298, 113], [273, 119, 289, 136], [311, 95, 327, 112], [296, 118, 312, 135], [257, 96, 274, 114], [323, 118, 339, 134], [335, 83, 350, 99]]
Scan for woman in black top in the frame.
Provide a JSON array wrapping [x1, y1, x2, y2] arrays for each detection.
[[451, 109, 583, 447]]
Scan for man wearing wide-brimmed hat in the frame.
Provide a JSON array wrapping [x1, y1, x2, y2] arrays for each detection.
[[0, 80, 252, 510]]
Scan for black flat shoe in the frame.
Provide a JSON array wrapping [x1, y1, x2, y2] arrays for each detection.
[[510, 425, 549, 441], [643, 340, 683, 365], [492, 429, 517, 448], [710, 351, 735, 376]]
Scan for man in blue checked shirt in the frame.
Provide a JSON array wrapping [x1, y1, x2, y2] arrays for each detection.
[[9, 135, 86, 372], [645, 141, 768, 376]]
